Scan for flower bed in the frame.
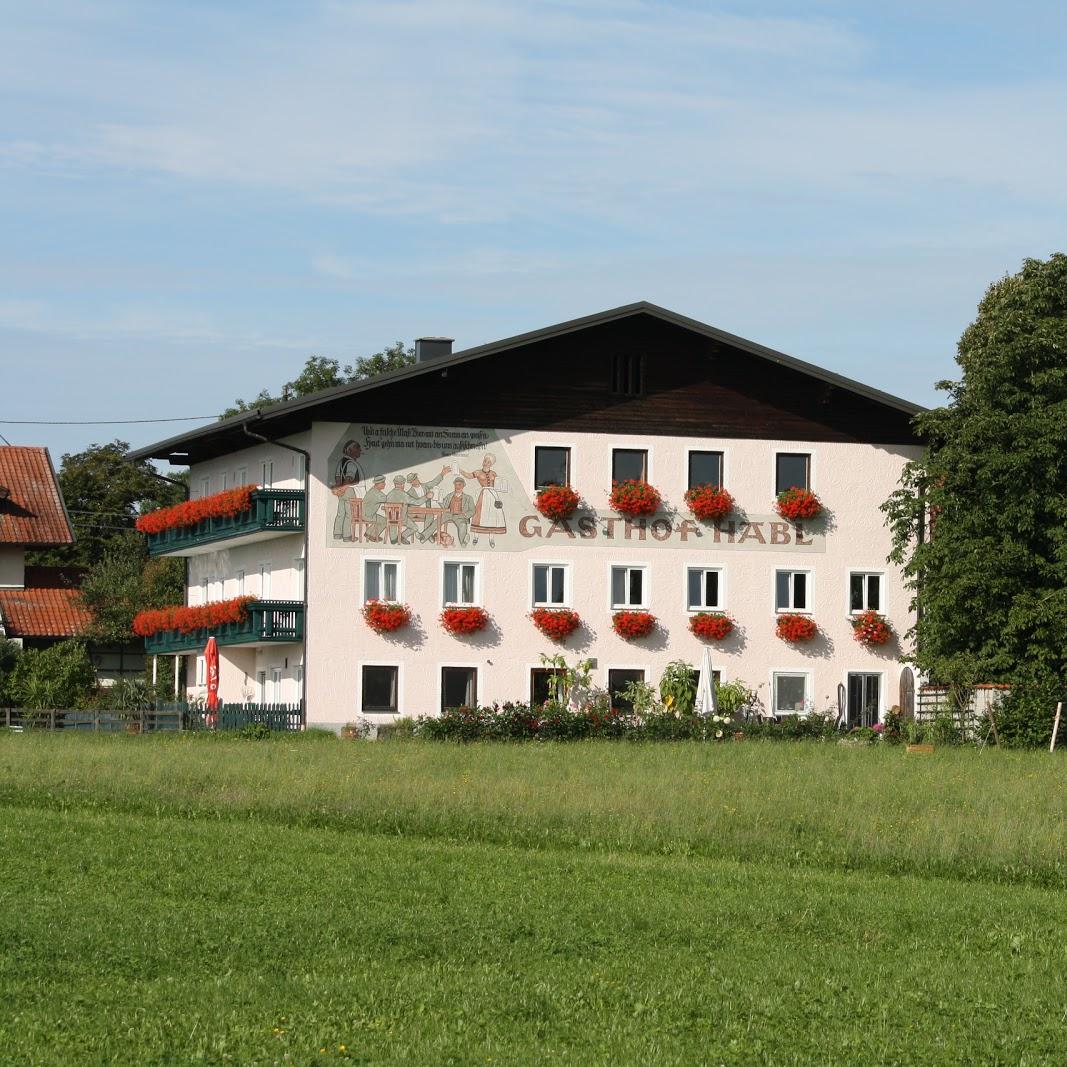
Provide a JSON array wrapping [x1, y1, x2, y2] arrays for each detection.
[[529, 607, 581, 641], [136, 484, 258, 534], [775, 487, 822, 522], [683, 485, 734, 522], [612, 610, 656, 640], [534, 484, 580, 521], [689, 612, 734, 640], [776, 613, 818, 642], [852, 610, 892, 645], [441, 605, 489, 635], [362, 600, 412, 633], [132, 596, 256, 637], [608, 480, 661, 517]]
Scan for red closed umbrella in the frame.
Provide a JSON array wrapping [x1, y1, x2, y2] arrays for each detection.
[[205, 636, 220, 722]]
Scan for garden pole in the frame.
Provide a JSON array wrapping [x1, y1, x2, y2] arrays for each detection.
[[1051, 702, 1062, 753]]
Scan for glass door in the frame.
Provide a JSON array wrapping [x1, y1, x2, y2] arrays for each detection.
[[846, 673, 881, 728]]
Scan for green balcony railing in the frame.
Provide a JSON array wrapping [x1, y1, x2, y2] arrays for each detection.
[[146, 489, 305, 556], [144, 600, 304, 654]]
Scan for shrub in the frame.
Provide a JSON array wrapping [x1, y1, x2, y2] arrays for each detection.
[[4, 640, 97, 710], [238, 722, 272, 740], [984, 675, 1059, 748], [362, 600, 411, 633], [534, 484, 580, 521], [683, 484, 734, 522], [608, 480, 661, 517]]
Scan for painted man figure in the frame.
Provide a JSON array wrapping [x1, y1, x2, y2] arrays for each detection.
[[361, 475, 388, 542], [406, 465, 451, 540], [423, 477, 476, 545], [384, 475, 417, 544], [331, 440, 365, 541]]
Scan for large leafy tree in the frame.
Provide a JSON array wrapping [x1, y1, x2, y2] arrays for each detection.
[[884, 253, 1067, 686], [222, 343, 414, 418]]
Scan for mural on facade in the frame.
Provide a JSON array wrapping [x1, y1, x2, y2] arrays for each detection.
[[326, 424, 825, 552]]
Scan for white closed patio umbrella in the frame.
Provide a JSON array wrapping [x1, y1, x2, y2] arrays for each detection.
[[695, 645, 717, 718]]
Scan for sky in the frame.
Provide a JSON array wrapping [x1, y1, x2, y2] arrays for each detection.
[[2, 0, 1065, 463]]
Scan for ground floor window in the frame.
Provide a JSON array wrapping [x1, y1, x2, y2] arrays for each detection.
[[607, 668, 646, 713], [530, 667, 564, 707], [772, 672, 809, 715], [362, 665, 398, 713], [441, 666, 478, 711], [846, 672, 880, 728]]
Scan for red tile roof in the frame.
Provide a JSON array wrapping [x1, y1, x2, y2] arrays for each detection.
[[0, 447, 74, 546], [0, 586, 90, 639]]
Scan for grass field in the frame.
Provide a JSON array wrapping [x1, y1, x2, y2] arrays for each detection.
[[1, 735, 1065, 1064]]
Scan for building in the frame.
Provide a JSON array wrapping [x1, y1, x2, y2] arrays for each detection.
[[0, 447, 92, 650], [130, 302, 924, 730]]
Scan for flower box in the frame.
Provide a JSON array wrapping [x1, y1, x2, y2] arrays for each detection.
[[136, 484, 258, 534], [530, 607, 581, 641], [776, 613, 818, 642], [440, 605, 489, 635], [689, 612, 734, 641], [612, 610, 656, 640], [132, 596, 257, 637], [851, 610, 892, 646], [608, 480, 661, 517], [534, 484, 580, 521], [775, 487, 822, 522], [684, 485, 734, 522], [362, 600, 411, 633]]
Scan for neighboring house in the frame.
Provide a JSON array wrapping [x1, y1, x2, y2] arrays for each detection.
[[130, 302, 924, 730], [0, 446, 141, 683]]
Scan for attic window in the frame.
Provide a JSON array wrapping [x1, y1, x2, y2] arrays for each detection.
[[611, 353, 644, 396]]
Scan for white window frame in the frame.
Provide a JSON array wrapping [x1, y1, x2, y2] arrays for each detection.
[[608, 562, 650, 610], [848, 570, 885, 615], [530, 441, 577, 492], [269, 667, 282, 704], [684, 564, 725, 612], [771, 670, 813, 716], [293, 556, 306, 600], [261, 459, 274, 489], [605, 665, 649, 710], [530, 561, 572, 608], [685, 446, 728, 491], [197, 476, 211, 499], [235, 569, 245, 596], [235, 466, 248, 486], [773, 449, 815, 496], [774, 568, 812, 614], [199, 577, 209, 605], [358, 661, 403, 717], [439, 663, 480, 712], [258, 562, 272, 599], [363, 556, 403, 603], [441, 558, 481, 607]]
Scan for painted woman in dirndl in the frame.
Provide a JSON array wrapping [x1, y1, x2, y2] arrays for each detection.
[[460, 453, 506, 547]]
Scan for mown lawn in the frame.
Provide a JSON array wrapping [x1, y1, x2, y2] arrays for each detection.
[[0, 735, 1064, 1065]]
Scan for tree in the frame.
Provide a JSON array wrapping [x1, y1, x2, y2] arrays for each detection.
[[884, 253, 1067, 687], [221, 343, 415, 418], [32, 441, 185, 569], [4, 640, 97, 709]]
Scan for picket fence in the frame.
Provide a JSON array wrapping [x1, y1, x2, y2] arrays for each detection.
[[0, 702, 304, 733]]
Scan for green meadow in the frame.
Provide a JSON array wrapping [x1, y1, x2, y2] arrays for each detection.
[[1, 734, 1064, 1064]]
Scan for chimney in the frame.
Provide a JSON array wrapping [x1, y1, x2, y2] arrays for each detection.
[[414, 337, 454, 363]]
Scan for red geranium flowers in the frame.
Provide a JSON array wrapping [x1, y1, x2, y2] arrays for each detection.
[[362, 600, 411, 633], [136, 485, 258, 535], [684, 485, 734, 522], [609, 480, 661, 517], [612, 610, 656, 640], [775, 487, 822, 522], [529, 608, 581, 641], [776, 613, 818, 642], [534, 484, 580, 521], [689, 612, 734, 640], [852, 610, 892, 646], [441, 606, 489, 635], [132, 596, 256, 637]]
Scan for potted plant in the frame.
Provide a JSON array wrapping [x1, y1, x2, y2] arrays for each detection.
[[851, 610, 892, 645], [683, 485, 734, 522], [529, 607, 581, 641], [689, 612, 734, 640], [775, 487, 822, 521], [608, 480, 661, 517], [362, 600, 412, 633], [534, 484, 580, 521], [440, 605, 489, 635], [135, 483, 259, 534], [612, 610, 656, 640], [776, 613, 818, 642]]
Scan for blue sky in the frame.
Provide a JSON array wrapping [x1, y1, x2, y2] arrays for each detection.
[[2, 0, 1065, 462]]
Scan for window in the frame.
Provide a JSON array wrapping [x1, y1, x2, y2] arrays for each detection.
[[607, 668, 645, 713], [256, 670, 266, 701], [208, 575, 222, 600], [219, 471, 229, 492], [534, 446, 571, 489], [688, 451, 723, 489], [199, 577, 209, 604], [775, 453, 810, 495], [532, 563, 569, 607], [441, 667, 478, 711], [362, 666, 399, 713], [261, 460, 274, 489], [687, 567, 722, 611], [612, 448, 647, 483], [364, 560, 400, 602], [443, 562, 478, 606], [530, 668, 564, 706], [846, 673, 881, 728], [611, 565, 647, 608], [773, 673, 809, 715], [196, 656, 206, 686], [293, 557, 305, 598], [235, 466, 248, 486], [235, 569, 245, 596], [775, 570, 809, 612], [258, 562, 272, 599], [198, 476, 210, 499], [850, 572, 882, 612], [611, 352, 644, 395], [269, 667, 282, 703]]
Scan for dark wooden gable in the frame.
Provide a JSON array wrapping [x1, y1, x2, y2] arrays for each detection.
[[331, 313, 919, 444]]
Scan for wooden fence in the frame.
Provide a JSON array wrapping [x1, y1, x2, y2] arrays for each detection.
[[1, 703, 304, 733]]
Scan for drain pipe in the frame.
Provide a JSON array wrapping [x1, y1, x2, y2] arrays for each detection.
[[243, 417, 311, 727]]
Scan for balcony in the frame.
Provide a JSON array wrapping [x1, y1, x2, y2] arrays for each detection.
[[144, 600, 304, 654], [146, 489, 305, 557]]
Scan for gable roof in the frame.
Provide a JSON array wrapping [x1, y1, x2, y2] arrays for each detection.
[[0, 585, 90, 639], [0, 447, 75, 546], [130, 301, 925, 464]]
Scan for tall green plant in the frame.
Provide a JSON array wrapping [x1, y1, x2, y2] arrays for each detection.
[[659, 660, 697, 715], [6, 641, 97, 709]]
